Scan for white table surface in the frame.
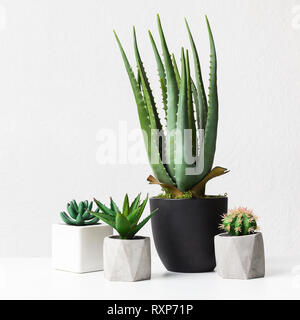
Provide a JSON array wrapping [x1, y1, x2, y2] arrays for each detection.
[[0, 256, 299, 300]]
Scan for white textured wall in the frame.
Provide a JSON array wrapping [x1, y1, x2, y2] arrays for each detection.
[[0, 0, 299, 257]]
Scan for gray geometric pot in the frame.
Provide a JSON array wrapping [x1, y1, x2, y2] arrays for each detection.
[[214, 232, 265, 280], [103, 236, 151, 282]]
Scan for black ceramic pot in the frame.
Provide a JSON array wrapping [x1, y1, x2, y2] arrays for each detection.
[[150, 197, 228, 273]]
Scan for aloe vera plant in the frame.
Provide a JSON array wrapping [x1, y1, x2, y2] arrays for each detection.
[[60, 200, 100, 226], [90, 194, 158, 239], [114, 15, 229, 197]]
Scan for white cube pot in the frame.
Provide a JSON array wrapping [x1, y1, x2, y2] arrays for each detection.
[[52, 223, 113, 273], [214, 232, 265, 280], [104, 236, 151, 282]]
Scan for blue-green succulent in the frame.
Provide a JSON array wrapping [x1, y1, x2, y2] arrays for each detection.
[[60, 200, 99, 226]]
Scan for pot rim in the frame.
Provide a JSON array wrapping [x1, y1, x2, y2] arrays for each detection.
[[150, 196, 228, 201], [216, 232, 262, 239], [54, 222, 103, 228], [106, 235, 149, 241]]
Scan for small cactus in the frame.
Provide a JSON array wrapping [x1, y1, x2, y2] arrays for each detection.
[[220, 207, 258, 236], [60, 200, 100, 226]]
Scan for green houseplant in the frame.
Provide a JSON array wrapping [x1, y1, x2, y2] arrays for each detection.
[[60, 200, 100, 226], [91, 194, 157, 239], [215, 208, 265, 279], [52, 199, 112, 273], [91, 194, 157, 281], [114, 15, 228, 272], [219, 207, 258, 236]]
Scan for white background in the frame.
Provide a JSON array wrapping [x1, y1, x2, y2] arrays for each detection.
[[0, 0, 299, 259]]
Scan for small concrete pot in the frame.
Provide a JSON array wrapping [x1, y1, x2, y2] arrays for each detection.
[[214, 232, 265, 280], [52, 223, 113, 273], [103, 236, 151, 282]]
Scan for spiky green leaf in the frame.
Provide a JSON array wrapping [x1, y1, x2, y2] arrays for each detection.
[[126, 208, 158, 239], [185, 49, 197, 156], [114, 30, 174, 186], [157, 14, 178, 179], [123, 194, 130, 216], [149, 31, 168, 120], [116, 213, 131, 238], [129, 193, 141, 213], [127, 194, 148, 226], [91, 211, 116, 229], [174, 49, 189, 191], [202, 16, 218, 178], [171, 54, 181, 90], [185, 18, 208, 130], [110, 197, 121, 214], [94, 198, 116, 216]]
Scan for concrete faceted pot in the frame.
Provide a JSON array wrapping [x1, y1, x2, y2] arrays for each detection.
[[52, 223, 113, 273], [214, 232, 265, 279], [104, 236, 151, 282]]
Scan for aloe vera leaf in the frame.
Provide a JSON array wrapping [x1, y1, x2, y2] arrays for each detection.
[[114, 30, 174, 185], [191, 80, 201, 129], [147, 175, 183, 197], [157, 15, 179, 121], [110, 197, 121, 214], [202, 16, 218, 178], [127, 194, 148, 226], [126, 205, 141, 225], [91, 211, 116, 229], [185, 18, 208, 130], [60, 212, 76, 225], [94, 198, 116, 216], [126, 208, 158, 239], [90, 210, 115, 222], [171, 54, 181, 90], [136, 69, 141, 90], [133, 27, 162, 131], [116, 213, 131, 238], [123, 194, 130, 217], [174, 49, 190, 192], [157, 14, 178, 179], [185, 49, 197, 156], [134, 28, 167, 169], [191, 166, 229, 197], [129, 193, 141, 213], [149, 31, 168, 120]]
